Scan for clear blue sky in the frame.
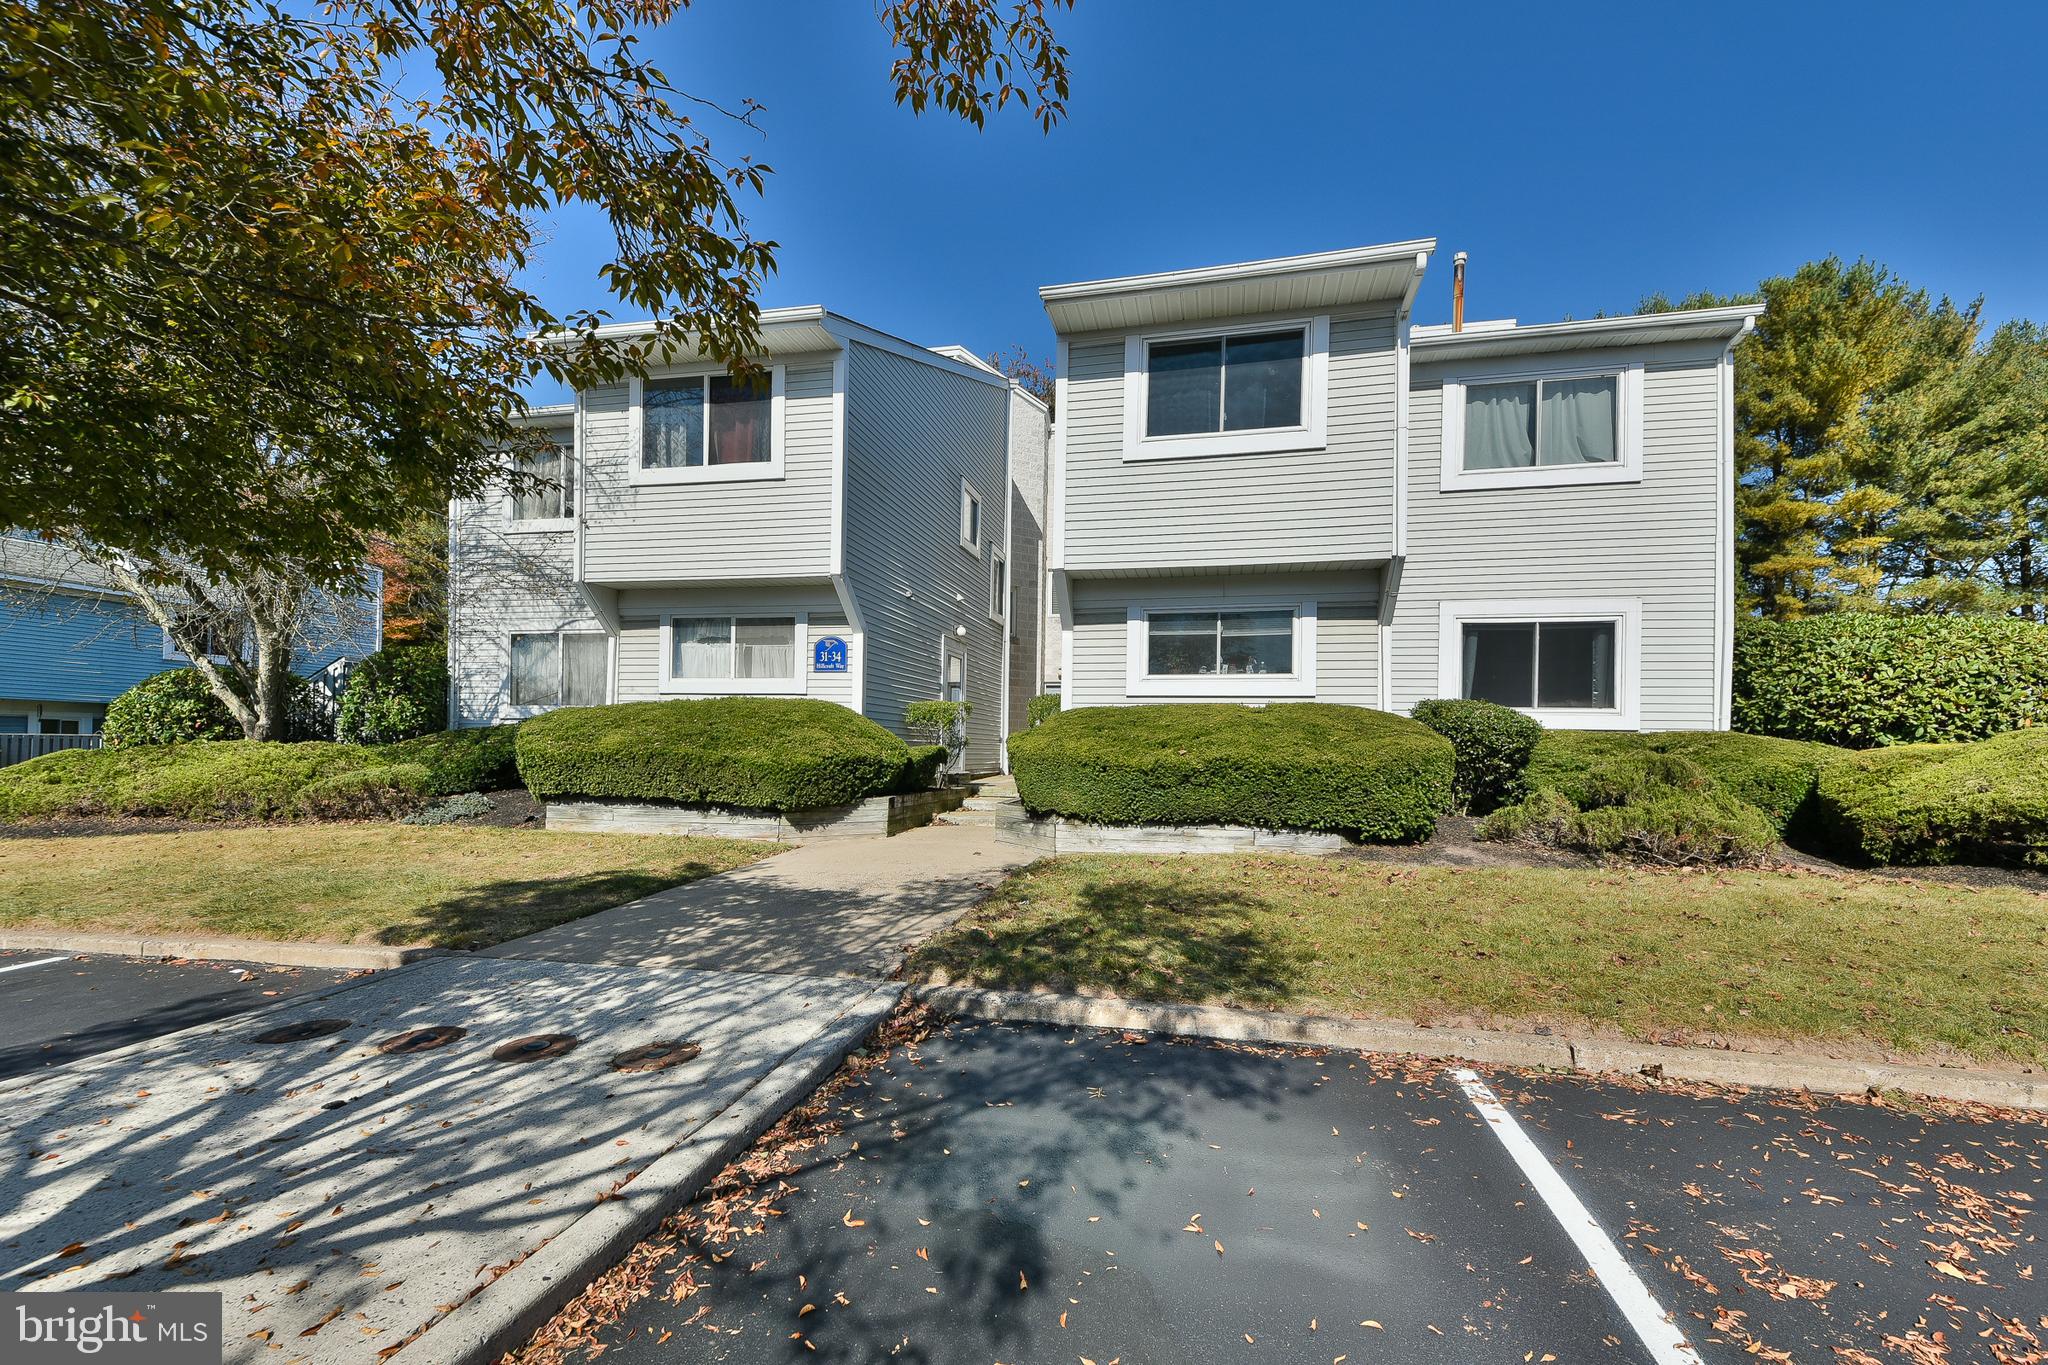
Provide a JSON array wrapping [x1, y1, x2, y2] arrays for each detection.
[[522, 0, 2048, 381]]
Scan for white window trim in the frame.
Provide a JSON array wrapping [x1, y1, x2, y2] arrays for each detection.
[[505, 436, 576, 532], [1125, 600, 1318, 699], [501, 628, 612, 719], [160, 627, 233, 664], [987, 551, 1007, 624], [1122, 315, 1330, 463], [628, 364, 787, 486], [1439, 359, 1645, 492], [1436, 597, 1641, 730], [959, 479, 983, 556], [657, 609, 808, 697]]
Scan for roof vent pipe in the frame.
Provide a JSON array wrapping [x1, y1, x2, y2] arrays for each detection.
[[1451, 252, 1468, 333]]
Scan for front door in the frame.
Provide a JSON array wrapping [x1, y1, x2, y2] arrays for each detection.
[[942, 640, 967, 773]]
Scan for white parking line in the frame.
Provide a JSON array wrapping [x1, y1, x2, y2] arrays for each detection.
[[1451, 1067, 1704, 1365], [0, 955, 67, 976]]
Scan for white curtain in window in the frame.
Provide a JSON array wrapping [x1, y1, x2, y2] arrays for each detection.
[[733, 618, 795, 679], [1538, 377, 1618, 465], [1463, 383, 1536, 468], [672, 617, 733, 679], [644, 378, 705, 469], [562, 634, 608, 706], [510, 633, 559, 706]]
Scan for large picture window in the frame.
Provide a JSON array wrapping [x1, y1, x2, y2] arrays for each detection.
[[510, 437, 573, 522], [1146, 329, 1305, 438], [1126, 602, 1317, 697], [510, 631, 607, 709], [665, 614, 800, 690], [634, 366, 784, 482], [1438, 598, 1638, 727]]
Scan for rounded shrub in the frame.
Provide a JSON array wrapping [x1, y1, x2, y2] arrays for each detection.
[[1812, 728, 2048, 865], [1410, 698, 1543, 813], [380, 725, 520, 794], [336, 644, 449, 745], [1523, 730, 1840, 836], [515, 698, 922, 812], [1006, 702, 1453, 841], [1480, 750, 1778, 866], [103, 669, 238, 746], [1734, 613, 2048, 748], [1026, 693, 1063, 728]]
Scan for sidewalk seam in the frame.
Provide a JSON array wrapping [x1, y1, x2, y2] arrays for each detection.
[[912, 982, 2047, 1113]]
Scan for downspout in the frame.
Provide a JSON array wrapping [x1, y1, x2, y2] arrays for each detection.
[[1049, 336, 1070, 710], [999, 384, 1014, 770], [1383, 249, 1429, 713], [1715, 316, 1755, 731], [827, 343, 868, 717], [444, 499, 460, 727]]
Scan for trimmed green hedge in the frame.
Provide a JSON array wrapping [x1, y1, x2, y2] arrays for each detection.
[[103, 668, 322, 744], [1481, 779, 1778, 866], [1813, 728, 2048, 865], [516, 698, 930, 812], [1411, 698, 1543, 814], [1524, 730, 1841, 836], [1007, 702, 1453, 841], [1026, 693, 1062, 728], [1734, 613, 2048, 748], [0, 726, 521, 824], [336, 644, 449, 744]]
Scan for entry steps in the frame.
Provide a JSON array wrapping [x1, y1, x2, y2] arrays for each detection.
[[947, 774, 1030, 830]]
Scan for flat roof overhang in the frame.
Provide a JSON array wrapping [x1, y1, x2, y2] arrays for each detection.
[[1040, 240, 1437, 335]]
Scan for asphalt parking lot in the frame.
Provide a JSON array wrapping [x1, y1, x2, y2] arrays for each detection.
[[0, 948, 355, 1079], [520, 1016, 2048, 1365]]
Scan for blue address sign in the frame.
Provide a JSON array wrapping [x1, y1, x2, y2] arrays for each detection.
[[812, 636, 849, 673]]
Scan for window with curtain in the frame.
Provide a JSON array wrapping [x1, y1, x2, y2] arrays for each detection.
[[510, 632, 606, 707], [1146, 329, 1305, 438], [1146, 609, 1295, 677], [511, 438, 573, 520], [671, 616, 797, 682], [1461, 621, 1615, 709], [643, 374, 772, 469], [1462, 374, 1618, 470]]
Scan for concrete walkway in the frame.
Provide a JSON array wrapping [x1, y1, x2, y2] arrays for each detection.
[[485, 820, 1030, 978]]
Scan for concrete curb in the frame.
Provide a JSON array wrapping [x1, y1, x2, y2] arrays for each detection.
[[390, 980, 906, 1365], [0, 930, 443, 971], [915, 983, 2048, 1113]]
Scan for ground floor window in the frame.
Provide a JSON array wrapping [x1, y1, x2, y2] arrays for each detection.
[[667, 615, 799, 686], [37, 717, 85, 735], [0, 715, 26, 734], [510, 631, 607, 708], [1125, 601, 1316, 697], [1462, 621, 1615, 709]]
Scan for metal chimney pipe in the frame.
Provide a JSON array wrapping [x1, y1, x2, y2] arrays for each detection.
[[1451, 251, 1468, 333]]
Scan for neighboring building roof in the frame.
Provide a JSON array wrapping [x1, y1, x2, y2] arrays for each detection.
[[537, 308, 1007, 387], [1039, 240, 1437, 334], [1411, 303, 1764, 362]]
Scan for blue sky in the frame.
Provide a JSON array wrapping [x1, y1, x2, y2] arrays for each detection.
[[523, 0, 2048, 379]]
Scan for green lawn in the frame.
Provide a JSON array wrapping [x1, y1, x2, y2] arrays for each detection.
[[0, 825, 769, 949], [911, 855, 2048, 1068]]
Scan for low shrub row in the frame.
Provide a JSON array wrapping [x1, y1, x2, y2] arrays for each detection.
[[1481, 750, 1783, 866], [515, 697, 937, 813], [1733, 613, 2048, 748], [104, 668, 323, 745], [0, 726, 518, 824], [1008, 702, 1453, 841], [1812, 728, 2048, 866]]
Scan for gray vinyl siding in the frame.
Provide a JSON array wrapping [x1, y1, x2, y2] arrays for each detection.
[[1065, 571, 1381, 708], [1006, 387, 1051, 731], [840, 341, 1009, 768], [611, 584, 855, 711], [1059, 306, 1398, 572], [1388, 341, 1726, 730], [446, 502, 595, 727], [577, 356, 837, 583]]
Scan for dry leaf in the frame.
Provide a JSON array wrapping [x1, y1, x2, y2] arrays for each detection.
[[1361, 1320, 1383, 1330], [1213, 1240, 1225, 1257], [840, 1210, 864, 1228]]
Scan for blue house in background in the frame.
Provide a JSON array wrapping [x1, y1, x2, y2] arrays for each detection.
[[0, 535, 382, 737]]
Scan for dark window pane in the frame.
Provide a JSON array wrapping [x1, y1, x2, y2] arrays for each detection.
[[1536, 622, 1616, 708], [644, 378, 704, 468], [1462, 623, 1535, 707], [1222, 331, 1304, 431], [1463, 382, 1536, 469], [708, 374, 772, 465], [1218, 609, 1294, 675], [1538, 377, 1617, 465], [1147, 339, 1223, 436], [1147, 611, 1215, 675]]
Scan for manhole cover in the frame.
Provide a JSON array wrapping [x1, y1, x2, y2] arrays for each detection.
[[492, 1033, 579, 1063], [253, 1019, 352, 1044], [609, 1040, 701, 1073], [376, 1025, 467, 1054]]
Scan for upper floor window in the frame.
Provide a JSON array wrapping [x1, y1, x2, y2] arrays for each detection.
[[633, 366, 785, 484], [1123, 317, 1329, 462], [511, 437, 573, 523], [959, 480, 982, 554], [987, 552, 1007, 623], [1440, 363, 1643, 491]]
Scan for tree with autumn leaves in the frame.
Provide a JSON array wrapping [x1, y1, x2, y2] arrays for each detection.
[[0, 0, 1072, 736]]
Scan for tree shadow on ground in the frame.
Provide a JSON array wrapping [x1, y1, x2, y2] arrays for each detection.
[[912, 873, 1311, 1007], [372, 866, 728, 949]]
